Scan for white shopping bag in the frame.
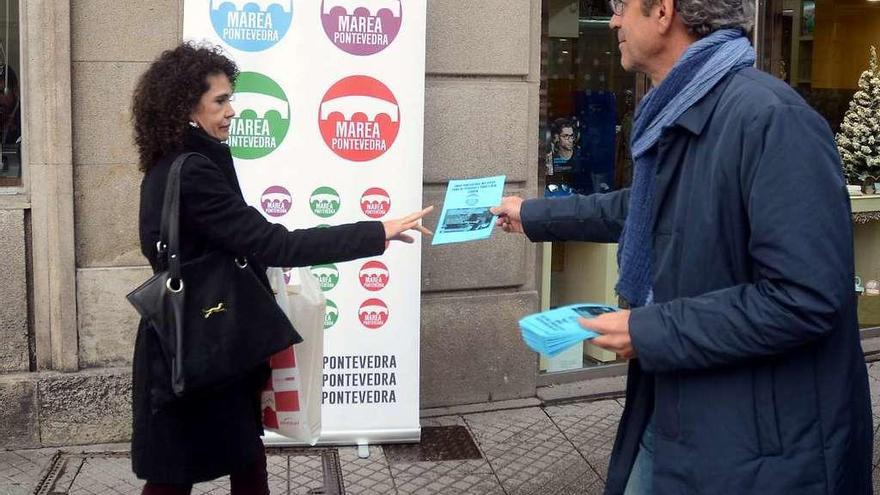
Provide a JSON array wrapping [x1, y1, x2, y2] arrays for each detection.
[[262, 267, 325, 445]]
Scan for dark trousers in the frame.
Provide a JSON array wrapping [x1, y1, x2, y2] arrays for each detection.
[[141, 449, 269, 495]]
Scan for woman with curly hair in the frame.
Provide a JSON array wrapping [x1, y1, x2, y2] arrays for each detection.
[[130, 43, 431, 494]]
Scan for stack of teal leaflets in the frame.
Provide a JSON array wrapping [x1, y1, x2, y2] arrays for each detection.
[[519, 303, 618, 356]]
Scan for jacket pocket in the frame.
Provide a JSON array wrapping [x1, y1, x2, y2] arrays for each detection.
[[752, 364, 782, 456], [655, 373, 680, 439]]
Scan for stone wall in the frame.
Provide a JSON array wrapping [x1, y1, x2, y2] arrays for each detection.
[[0, 210, 29, 373]]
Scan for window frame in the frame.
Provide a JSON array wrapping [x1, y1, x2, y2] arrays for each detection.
[[0, 0, 25, 199]]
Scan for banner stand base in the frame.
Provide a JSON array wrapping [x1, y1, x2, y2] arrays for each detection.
[[357, 443, 370, 459], [262, 427, 421, 448]]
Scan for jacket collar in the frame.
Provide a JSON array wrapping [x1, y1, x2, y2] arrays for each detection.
[[184, 127, 231, 164], [181, 127, 242, 195], [669, 69, 740, 136]]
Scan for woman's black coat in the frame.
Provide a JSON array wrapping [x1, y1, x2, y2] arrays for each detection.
[[132, 128, 385, 484]]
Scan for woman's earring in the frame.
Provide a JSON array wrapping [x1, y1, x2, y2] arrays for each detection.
[[188, 120, 200, 128]]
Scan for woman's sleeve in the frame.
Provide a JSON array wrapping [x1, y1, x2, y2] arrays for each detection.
[[179, 155, 386, 267]]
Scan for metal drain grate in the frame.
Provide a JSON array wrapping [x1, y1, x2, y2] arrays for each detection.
[[33, 452, 67, 495], [383, 425, 483, 463], [268, 447, 345, 495], [34, 449, 344, 495], [34, 451, 132, 495]]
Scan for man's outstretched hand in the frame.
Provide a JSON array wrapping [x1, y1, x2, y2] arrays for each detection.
[[491, 196, 525, 234]]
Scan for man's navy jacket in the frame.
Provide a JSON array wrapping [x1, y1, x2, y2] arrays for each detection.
[[522, 67, 872, 494]]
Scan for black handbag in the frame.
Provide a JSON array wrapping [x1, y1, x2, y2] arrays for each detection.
[[126, 152, 296, 397]]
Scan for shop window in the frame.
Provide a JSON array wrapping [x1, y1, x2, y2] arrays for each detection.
[[757, 0, 880, 331], [537, 0, 880, 378], [538, 0, 643, 375], [758, 0, 866, 139], [0, 0, 20, 189]]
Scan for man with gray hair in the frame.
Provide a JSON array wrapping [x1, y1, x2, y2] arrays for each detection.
[[492, 0, 872, 493]]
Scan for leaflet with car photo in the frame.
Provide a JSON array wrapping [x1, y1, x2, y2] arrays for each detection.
[[431, 175, 506, 245]]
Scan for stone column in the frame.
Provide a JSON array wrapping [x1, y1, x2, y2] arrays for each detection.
[[23, 0, 78, 372], [419, 1, 542, 407]]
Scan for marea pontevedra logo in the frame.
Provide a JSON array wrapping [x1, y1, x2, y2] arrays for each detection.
[[359, 261, 388, 291], [210, 0, 293, 52], [324, 299, 339, 329], [358, 298, 388, 329], [309, 187, 341, 218], [360, 187, 390, 218], [320, 0, 402, 56], [229, 72, 290, 160], [319, 75, 399, 162], [260, 185, 292, 217], [310, 264, 339, 291]]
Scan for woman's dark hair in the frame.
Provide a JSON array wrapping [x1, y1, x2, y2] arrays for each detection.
[[132, 43, 238, 171]]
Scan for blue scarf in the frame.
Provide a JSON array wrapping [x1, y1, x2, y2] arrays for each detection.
[[615, 29, 755, 308]]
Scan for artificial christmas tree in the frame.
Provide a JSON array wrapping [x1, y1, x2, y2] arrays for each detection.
[[836, 46, 880, 190]]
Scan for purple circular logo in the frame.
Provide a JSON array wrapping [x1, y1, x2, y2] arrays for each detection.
[[321, 0, 402, 56], [261, 185, 292, 217]]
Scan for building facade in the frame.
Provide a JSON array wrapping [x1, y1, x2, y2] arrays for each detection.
[[2, 0, 880, 449], [0, 1, 541, 448]]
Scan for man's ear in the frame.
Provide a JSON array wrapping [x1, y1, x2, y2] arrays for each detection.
[[656, 0, 676, 34]]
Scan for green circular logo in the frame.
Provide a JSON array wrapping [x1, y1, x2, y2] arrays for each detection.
[[229, 72, 290, 160], [324, 299, 339, 329], [309, 187, 341, 218], [310, 264, 339, 291]]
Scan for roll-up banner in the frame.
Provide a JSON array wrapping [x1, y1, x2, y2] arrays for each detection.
[[183, 0, 425, 446]]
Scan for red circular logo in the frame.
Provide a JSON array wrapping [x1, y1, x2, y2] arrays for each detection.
[[358, 298, 389, 329], [359, 261, 389, 291], [319, 75, 400, 162], [360, 187, 391, 218]]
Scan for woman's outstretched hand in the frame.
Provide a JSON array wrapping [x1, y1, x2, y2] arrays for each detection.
[[383, 206, 434, 243]]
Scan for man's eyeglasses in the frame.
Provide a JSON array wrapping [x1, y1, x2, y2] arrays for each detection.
[[559, 134, 575, 140], [609, 0, 626, 16]]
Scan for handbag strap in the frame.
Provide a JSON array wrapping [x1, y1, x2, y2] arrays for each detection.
[[158, 152, 206, 283]]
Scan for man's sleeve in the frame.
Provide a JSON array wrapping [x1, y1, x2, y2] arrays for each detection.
[[629, 104, 854, 372], [520, 188, 630, 243]]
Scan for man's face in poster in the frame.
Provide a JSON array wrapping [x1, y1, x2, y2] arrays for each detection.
[[557, 126, 575, 153]]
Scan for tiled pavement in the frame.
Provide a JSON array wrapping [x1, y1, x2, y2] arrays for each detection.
[[5, 363, 880, 494]]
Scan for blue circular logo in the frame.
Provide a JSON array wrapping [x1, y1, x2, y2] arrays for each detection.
[[210, 0, 293, 52]]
